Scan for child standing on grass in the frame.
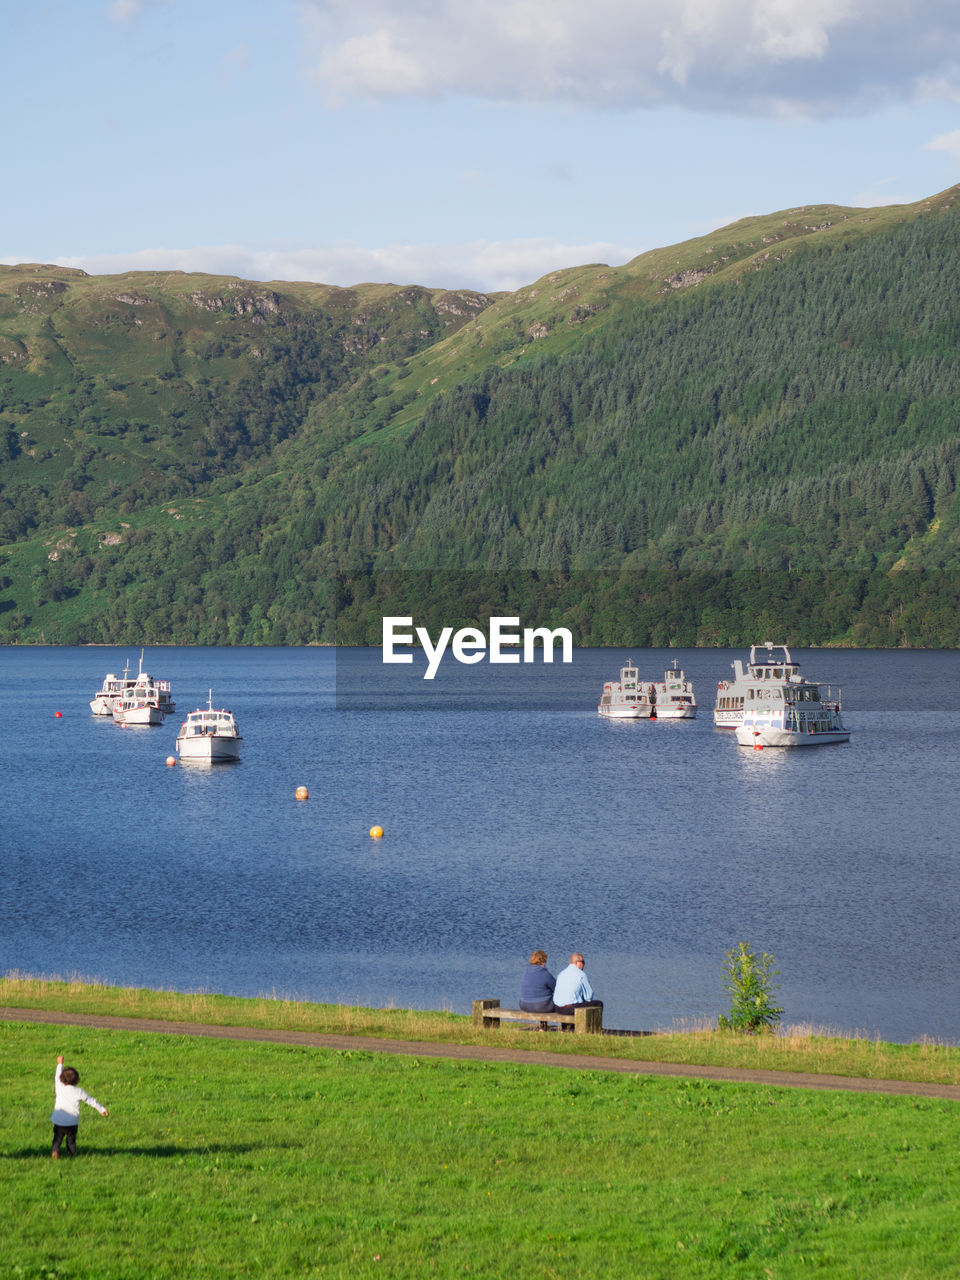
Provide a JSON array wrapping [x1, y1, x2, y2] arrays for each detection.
[[50, 1053, 109, 1158]]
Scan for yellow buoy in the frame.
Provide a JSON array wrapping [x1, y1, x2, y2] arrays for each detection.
[[295, 785, 309, 801], [165, 756, 177, 767], [369, 825, 384, 839]]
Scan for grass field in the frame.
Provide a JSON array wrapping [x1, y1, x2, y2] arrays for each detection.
[[3, 984, 960, 1277]]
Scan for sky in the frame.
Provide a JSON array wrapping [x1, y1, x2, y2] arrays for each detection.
[[3, 0, 960, 294]]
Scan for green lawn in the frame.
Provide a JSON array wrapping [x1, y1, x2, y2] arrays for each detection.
[[3, 1019, 959, 1279]]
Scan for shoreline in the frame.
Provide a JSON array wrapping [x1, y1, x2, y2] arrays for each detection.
[[2, 978, 959, 1092], [5, 1005, 960, 1100]]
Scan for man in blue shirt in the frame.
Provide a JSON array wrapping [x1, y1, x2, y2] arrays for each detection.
[[552, 952, 603, 1016]]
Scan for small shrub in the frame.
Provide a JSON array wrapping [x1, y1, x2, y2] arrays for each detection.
[[718, 941, 784, 1033]]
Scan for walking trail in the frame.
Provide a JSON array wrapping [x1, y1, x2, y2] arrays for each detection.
[[4, 1007, 959, 1101]]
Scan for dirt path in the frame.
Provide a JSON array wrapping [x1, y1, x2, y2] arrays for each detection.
[[4, 1006, 959, 1101]]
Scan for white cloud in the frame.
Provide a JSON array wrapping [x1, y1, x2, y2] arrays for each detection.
[[2, 237, 641, 294], [108, 0, 141, 22], [751, 0, 843, 61], [850, 179, 910, 208], [107, 0, 160, 23], [299, 0, 960, 116], [925, 129, 960, 162]]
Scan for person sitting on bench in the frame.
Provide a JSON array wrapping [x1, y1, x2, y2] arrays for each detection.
[[519, 949, 556, 1013], [552, 952, 603, 1018]]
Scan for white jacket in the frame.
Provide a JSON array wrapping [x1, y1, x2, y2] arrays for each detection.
[[50, 1062, 107, 1125]]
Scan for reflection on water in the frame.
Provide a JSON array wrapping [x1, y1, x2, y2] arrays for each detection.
[[2, 646, 960, 1043]]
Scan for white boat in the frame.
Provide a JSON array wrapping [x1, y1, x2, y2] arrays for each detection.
[[89, 663, 137, 716], [111, 656, 175, 727], [652, 661, 697, 719], [176, 693, 242, 762], [714, 642, 795, 728], [715, 642, 850, 747], [598, 661, 654, 719]]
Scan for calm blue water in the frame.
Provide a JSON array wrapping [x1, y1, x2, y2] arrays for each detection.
[[2, 646, 960, 1044]]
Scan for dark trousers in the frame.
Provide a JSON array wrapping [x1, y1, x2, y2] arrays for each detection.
[[52, 1124, 78, 1157], [553, 1000, 603, 1030]]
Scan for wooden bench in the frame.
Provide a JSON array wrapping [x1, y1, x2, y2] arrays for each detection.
[[472, 998, 602, 1034]]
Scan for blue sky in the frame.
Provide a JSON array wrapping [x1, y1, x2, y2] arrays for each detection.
[[3, 0, 960, 292]]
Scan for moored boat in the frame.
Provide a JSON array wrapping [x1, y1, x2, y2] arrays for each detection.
[[90, 663, 137, 716], [717, 642, 849, 747], [111, 655, 175, 727], [176, 692, 242, 762], [112, 687, 165, 726], [652, 661, 697, 719], [598, 661, 654, 719]]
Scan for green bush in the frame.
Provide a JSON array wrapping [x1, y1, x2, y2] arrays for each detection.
[[717, 941, 784, 1033]]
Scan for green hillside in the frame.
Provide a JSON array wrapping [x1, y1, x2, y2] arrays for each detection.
[[2, 186, 960, 646], [0, 265, 493, 535], [345, 184, 960, 441]]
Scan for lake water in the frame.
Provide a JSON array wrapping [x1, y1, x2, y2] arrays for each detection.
[[2, 646, 959, 1044]]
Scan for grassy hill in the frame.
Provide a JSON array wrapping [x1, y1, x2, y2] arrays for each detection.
[[0, 264, 493, 529], [349, 185, 960, 442], [2, 185, 960, 645]]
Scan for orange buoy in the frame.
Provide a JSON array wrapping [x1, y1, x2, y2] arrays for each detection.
[[369, 825, 384, 839], [165, 756, 177, 767], [295, 786, 309, 801]]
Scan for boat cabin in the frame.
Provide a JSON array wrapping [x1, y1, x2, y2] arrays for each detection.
[[184, 709, 237, 735]]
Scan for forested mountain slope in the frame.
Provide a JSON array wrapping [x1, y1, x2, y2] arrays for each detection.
[[2, 188, 960, 646], [0, 265, 492, 538]]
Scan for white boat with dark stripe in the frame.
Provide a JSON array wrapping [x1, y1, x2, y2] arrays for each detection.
[[111, 655, 175, 727]]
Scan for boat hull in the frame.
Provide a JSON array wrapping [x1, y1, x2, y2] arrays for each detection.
[[177, 735, 242, 762], [654, 705, 697, 720], [114, 705, 164, 726], [598, 705, 650, 719], [735, 724, 850, 748]]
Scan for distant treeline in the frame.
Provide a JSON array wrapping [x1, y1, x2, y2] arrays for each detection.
[[7, 557, 960, 649]]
